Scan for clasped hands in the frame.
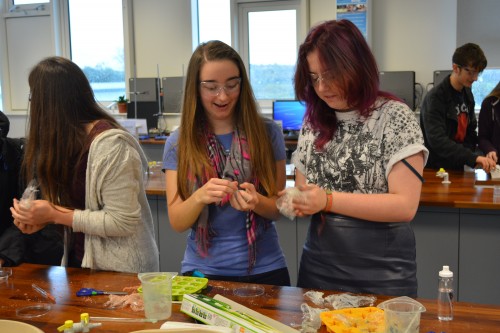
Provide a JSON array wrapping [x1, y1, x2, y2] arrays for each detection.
[[196, 178, 259, 211], [278, 184, 328, 217], [10, 198, 53, 234]]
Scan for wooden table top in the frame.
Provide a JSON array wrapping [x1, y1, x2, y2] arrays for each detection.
[[145, 168, 500, 210], [1, 264, 499, 332], [140, 138, 168, 145], [420, 168, 500, 209], [145, 170, 166, 196]]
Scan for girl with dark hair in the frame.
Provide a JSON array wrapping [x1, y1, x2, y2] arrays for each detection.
[[162, 41, 290, 285], [288, 20, 428, 296], [10, 56, 159, 273], [478, 81, 500, 163]]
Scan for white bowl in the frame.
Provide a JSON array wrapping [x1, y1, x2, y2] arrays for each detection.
[[0, 320, 43, 333]]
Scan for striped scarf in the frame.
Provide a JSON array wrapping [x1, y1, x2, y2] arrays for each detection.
[[192, 126, 264, 273]]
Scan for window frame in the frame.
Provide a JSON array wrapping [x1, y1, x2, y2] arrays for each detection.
[[233, 0, 308, 110], [57, 0, 131, 106], [8, 0, 50, 14], [0, 0, 53, 114], [194, 0, 308, 111]]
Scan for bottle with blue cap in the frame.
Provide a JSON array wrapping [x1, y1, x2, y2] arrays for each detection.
[[437, 265, 454, 321]]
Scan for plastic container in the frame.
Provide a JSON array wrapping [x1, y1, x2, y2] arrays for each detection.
[[138, 276, 208, 301], [437, 265, 454, 321], [138, 272, 176, 321], [171, 276, 208, 301], [16, 304, 52, 318], [377, 296, 426, 333]]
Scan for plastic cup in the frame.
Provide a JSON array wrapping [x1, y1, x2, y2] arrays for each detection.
[[494, 185, 500, 203], [138, 272, 175, 321], [0, 267, 12, 283], [377, 296, 426, 333]]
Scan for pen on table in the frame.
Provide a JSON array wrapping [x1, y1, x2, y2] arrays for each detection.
[[32, 283, 56, 303]]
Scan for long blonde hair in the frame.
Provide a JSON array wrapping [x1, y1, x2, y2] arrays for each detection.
[[176, 41, 277, 201]]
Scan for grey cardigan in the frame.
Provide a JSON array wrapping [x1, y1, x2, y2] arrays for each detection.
[[71, 129, 159, 273]]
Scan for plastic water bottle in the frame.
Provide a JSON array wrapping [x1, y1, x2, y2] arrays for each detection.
[[437, 265, 454, 321]]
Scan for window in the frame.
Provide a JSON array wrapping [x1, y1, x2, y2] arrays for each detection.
[[12, 0, 49, 4], [196, 0, 306, 107], [196, 0, 231, 46], [239, 1, 305, 103], [68, 0, 125, 102], [9, 0, 49, 12], [473, 68, 500, 109], [244, 8, 297, 100]]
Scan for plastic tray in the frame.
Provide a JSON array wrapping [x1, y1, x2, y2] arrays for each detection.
[[172, 276, 208, 301]]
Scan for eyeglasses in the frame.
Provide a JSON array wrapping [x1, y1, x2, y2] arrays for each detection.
[[458, 65, 481, 78], [309, 70, 334, 87], [199, 77, 241, 96]]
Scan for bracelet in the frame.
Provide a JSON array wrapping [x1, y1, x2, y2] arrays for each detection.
[[323, 190, 333, 212]]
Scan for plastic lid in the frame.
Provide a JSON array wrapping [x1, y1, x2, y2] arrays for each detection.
[[439, 265, 453, 277], [16, 304, 52, 318], [233, 285, 265, 297]]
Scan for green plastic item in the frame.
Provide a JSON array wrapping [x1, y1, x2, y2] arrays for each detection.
[[138, 276, 209, 301], [172, 276, 209, 301]]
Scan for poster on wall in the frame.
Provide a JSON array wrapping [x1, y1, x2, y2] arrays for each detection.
[[336, 0, 370, 43]]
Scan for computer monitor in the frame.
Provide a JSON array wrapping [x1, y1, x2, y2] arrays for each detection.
[[433, 70, 452, 87], [272, 100, 307, 134], [379, 71, 416, 110]]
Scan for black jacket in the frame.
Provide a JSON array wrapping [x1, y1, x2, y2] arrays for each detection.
[[0, 136, 24, 234], [0, 115, 26, 265], [420, 75, 478, 170], [0, 111, 63, 266], [478, 96, 500, 155]]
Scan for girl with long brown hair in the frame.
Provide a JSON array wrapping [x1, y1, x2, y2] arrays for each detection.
[[11, 56, 159, 273], [163, 41, 290, 285]]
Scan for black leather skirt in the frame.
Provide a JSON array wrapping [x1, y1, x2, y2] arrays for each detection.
[[297, 213, 417, 297]]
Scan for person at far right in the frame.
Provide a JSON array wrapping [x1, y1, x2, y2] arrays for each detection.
[[286, 19, 428, 297], [478, 81, 500, 164], [420, 42, 496, 172]]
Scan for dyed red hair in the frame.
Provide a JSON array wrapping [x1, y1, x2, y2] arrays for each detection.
[[294, 20, 398, 149]]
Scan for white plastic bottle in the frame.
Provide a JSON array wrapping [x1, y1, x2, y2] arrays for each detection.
[[437, 265, 454, 321]]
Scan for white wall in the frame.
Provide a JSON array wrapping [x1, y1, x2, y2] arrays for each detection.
[[131, 0, 192, 78], [372, 0, 457, 88], [457, 0, 500, 68], [309, 0, 335, 25]]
